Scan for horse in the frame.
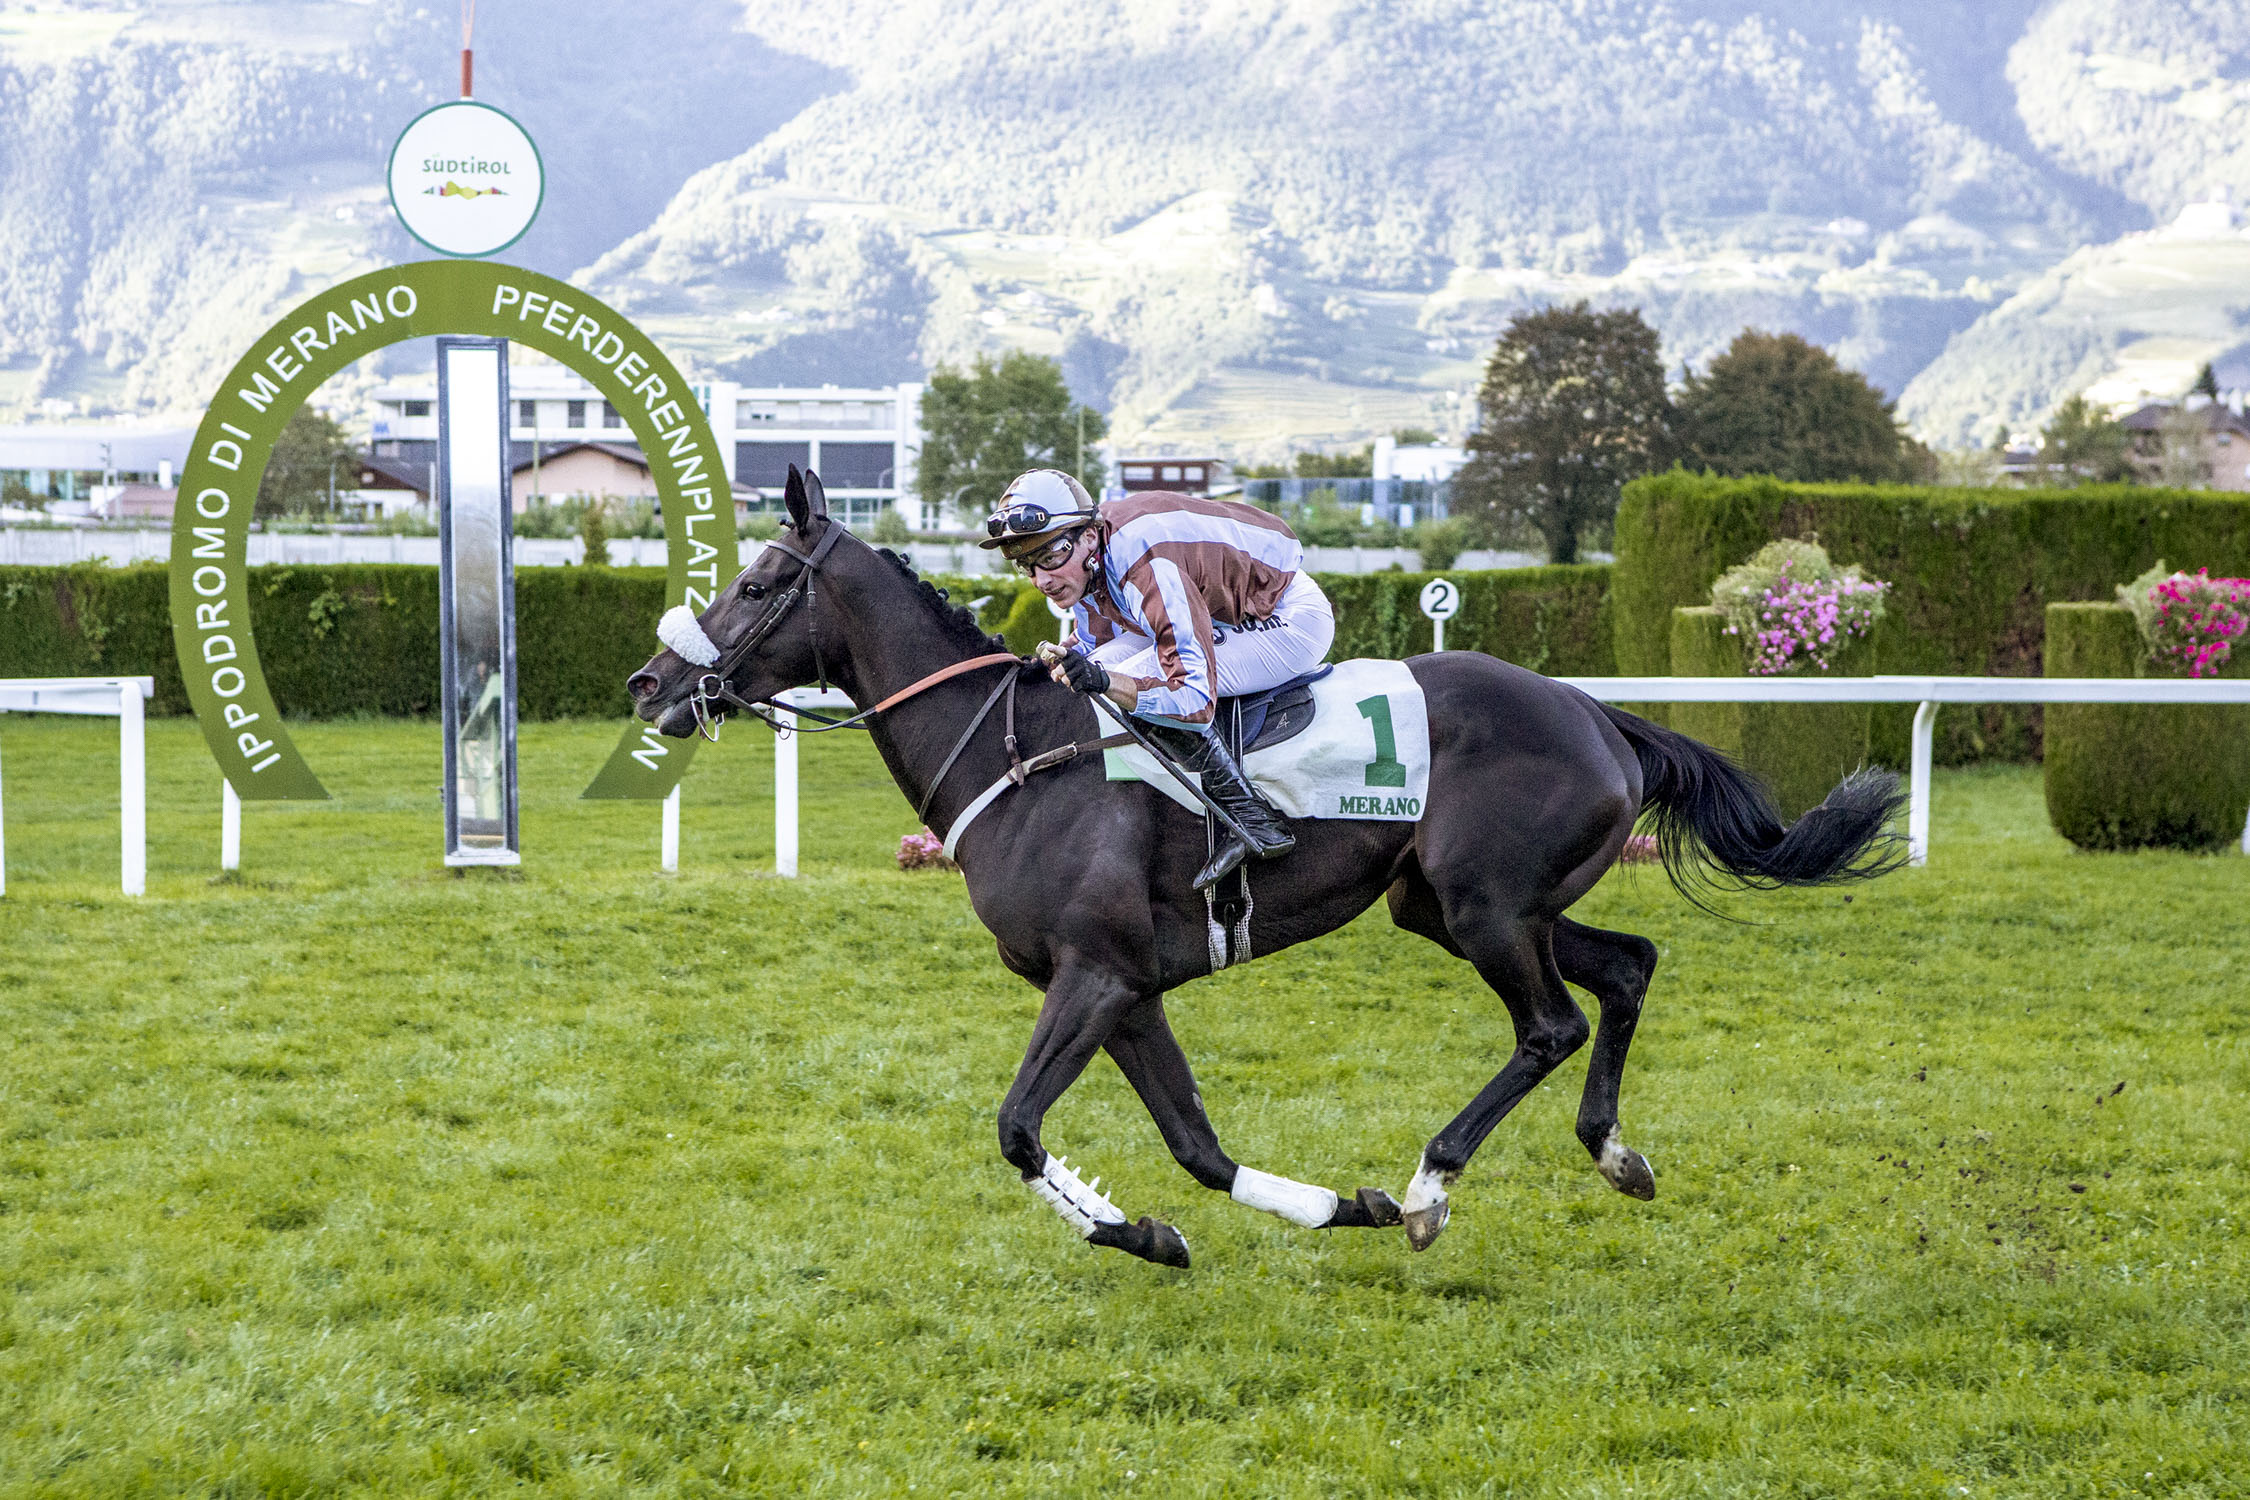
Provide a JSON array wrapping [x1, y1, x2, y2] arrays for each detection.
[[626, 469, 1903, 1267]]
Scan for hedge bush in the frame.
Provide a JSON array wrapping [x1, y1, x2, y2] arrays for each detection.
[[2042, 602, 2250, 851], [0, 563, 672, 720], [1667, 606, 1874, 820], [935, 566, 1617, 675], [1614, 471, 2250, 763], [1, 560, 1615, 718], [1320, 565, 1614, 674]]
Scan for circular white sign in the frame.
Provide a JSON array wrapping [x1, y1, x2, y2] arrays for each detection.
[[387, 101, 543, 258], [1419, 577, 1461, 621]]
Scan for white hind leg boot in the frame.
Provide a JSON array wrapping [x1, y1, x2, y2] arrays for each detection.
[[1230, 1165, 1339, 1228]]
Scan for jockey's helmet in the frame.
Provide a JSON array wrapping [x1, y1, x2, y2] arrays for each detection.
[[978, 469, 1097, 555]]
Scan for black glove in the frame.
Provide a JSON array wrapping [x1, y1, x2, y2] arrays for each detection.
[[1058, 650, 1109, 695]]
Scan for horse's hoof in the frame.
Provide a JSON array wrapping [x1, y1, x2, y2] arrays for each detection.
[[1598, 1132, 1657, 1201], [1402, 1199, 1450, 1252], [1143, 1217, 1192, 1268], [1090, 1214, 1192, 1268], [1355, 1186, 1404, 1227], [1319, 1186, 1405, 1229]]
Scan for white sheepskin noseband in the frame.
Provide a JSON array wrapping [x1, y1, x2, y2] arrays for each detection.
[[657, 605, 721, 667]]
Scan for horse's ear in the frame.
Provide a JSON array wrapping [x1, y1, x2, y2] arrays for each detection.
[[784, 464, 812, 530], [803, 467, 829, 520]]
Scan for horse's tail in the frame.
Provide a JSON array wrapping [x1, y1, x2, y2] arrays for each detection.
[[1597, 702, 1906, 899]]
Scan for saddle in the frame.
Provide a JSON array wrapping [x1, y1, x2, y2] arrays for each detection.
[[1223, 664, 1332, 758]]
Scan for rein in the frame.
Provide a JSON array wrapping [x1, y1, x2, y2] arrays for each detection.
[[680, 521, 1017, 741], [672, 520, 1122, 821]]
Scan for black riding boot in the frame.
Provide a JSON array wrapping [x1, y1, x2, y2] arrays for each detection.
[[1143, 723, 1296, 890]]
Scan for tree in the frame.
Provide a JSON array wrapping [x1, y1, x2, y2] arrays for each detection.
[[868, 504, 912, 544], [578, 499, 611, 566], [257, 405, 359, 517], [1236, 445, 1373, 479], [915, 351, 1107, 521], [2038, 394, 2132, 486], [1674, 329, 1920, 483], [1451, 302, 1672, 564], [2152, 405, 2212, 489]]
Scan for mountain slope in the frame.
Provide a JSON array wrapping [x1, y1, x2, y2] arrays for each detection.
[[0, 0, 833, 414], [587, 0, 2115, 449], [4, 0, 2244, 453]]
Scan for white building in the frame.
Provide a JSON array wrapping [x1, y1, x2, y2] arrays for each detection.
[[368, 367, 931, 531], [1372, 435, 1468, 484], [0, 421, 191, 513]]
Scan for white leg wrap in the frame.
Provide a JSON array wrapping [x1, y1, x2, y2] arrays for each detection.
[[1029, 1154, 1127, 1238], [1230, 1166, 1340, 1228], [1403, 1154, 1452, 1216]]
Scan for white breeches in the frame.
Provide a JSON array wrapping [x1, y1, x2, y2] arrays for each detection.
[[1088, 571, 1335, 707]]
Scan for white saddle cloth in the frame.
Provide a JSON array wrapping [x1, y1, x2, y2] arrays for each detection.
[[1097, 658, 1431, 821]]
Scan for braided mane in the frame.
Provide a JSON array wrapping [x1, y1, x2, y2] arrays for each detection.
[[876, 547, 1010, 654]]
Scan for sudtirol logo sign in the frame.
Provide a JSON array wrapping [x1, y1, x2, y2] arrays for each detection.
[[169, 259, 727, 803], [387, 101, 543, 257]]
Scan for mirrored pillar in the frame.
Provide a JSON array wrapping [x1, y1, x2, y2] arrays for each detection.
[[437, 336, 519, 865]]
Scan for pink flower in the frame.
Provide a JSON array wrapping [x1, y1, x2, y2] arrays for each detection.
[[897, 828, 959, 871], [2139, 570, 2250, 678]]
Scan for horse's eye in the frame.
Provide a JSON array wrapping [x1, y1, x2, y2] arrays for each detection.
[[742, 581, 767, 600]]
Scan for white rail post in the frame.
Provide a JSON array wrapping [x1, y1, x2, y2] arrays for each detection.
[[221, 779, 241, 871], [661, 783, 680, 872], [774, 701, 799, 877], [1908, 700, 1936, 868], [119, 677, 145, 896]]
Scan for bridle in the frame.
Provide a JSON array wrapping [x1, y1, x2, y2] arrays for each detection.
[[663, 516, 1140, 836], [671, 521, 1047, 821]]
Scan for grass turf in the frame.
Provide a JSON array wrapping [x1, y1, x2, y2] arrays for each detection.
[[0, 715, 2245, 1497]]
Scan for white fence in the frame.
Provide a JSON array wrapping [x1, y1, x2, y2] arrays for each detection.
[[1559, 675, 2250, 864], [0, 676, 153, 896], [25, 673, 2245, 889], [2, 527, 1551, 576]]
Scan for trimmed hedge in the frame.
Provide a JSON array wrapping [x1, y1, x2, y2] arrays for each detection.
[[1, 563, 674, 720], [2042, 602, 2250, 851], [936, 565, 1617, 675], [1667, 606, 1874, 820], [1320, 565, 1614, 674], [3, 561, 1614, 719], [4, 566, 1620, 724], [1614, 471, 2250, 763]]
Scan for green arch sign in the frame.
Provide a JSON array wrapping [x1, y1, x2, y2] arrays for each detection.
[[169, 259, 729, 802]]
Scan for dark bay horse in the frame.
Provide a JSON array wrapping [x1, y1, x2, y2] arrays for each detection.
[[627, 470, 1902, 1267]]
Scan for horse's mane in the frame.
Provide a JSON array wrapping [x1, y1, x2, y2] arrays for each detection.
[[875, 546, 1011, 655]]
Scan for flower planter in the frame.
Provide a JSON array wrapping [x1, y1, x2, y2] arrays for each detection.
[[2043, 602, 2250, 851], [1668, 606, 1874, 821]]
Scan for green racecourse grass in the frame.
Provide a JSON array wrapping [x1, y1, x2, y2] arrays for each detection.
[[1, 715, 2245, 1498]]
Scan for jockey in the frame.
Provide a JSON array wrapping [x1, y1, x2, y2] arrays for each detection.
[[979, 468, 1335, 890]]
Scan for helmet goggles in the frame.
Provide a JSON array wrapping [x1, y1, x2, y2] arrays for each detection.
[[978, 469, 1098, 550], [987, 501, 1095, 541]]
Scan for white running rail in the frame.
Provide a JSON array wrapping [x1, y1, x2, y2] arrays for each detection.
[[768, 687, 854, 877], [1557, 675, 2250, 865], [0, 676, 156, 896]]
